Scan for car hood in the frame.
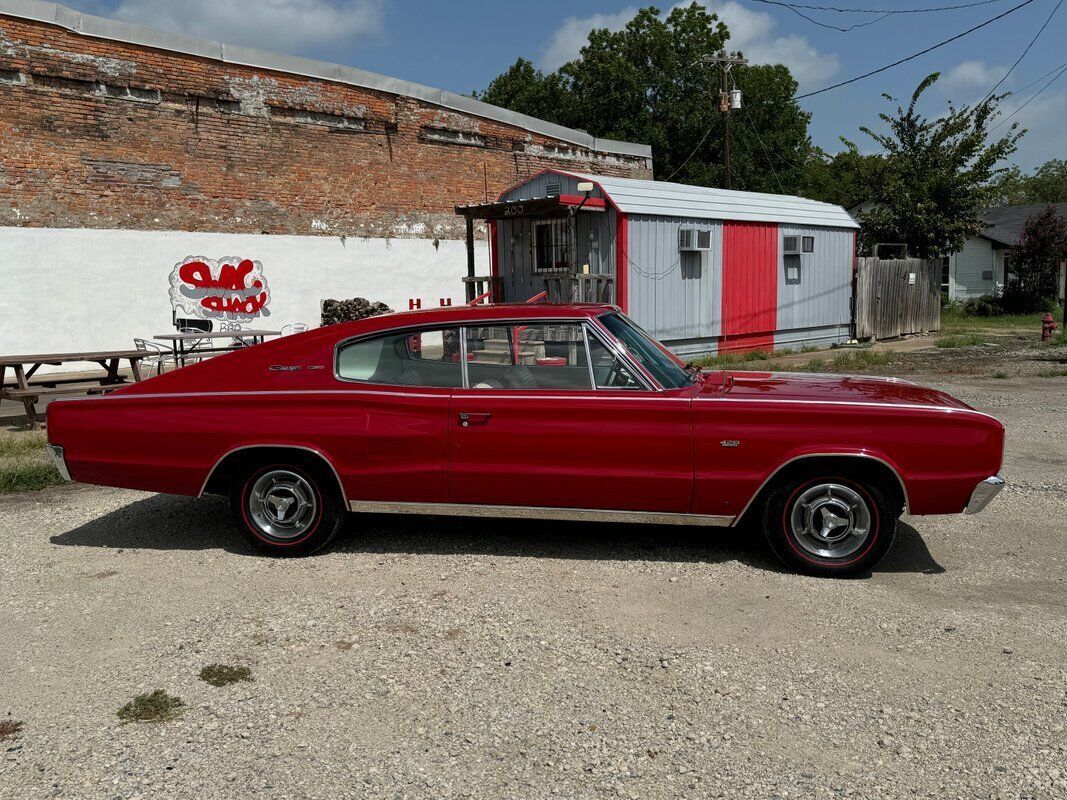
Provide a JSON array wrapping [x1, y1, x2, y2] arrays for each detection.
[[697, 370, 975, 411]]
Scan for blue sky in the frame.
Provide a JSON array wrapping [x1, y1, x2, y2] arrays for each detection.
[[65, 0, 1065, 172]]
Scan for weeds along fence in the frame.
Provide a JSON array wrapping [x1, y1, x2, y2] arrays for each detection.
[[855, 257, 941, 341]]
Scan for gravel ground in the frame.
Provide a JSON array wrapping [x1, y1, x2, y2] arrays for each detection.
[[1, 376, 1065, 800]]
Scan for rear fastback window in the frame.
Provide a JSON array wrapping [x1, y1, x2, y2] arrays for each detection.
[[337, 328, 463, 388]]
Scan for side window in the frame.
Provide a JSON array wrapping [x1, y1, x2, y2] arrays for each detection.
[[586, 330, 642, 390], [337, 328, 463, 388], [465, 322, 591, 390]]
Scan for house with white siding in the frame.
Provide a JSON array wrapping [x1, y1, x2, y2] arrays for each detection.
[[943, 203, 1067, 300]]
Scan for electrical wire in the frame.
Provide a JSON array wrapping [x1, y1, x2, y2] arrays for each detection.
[[989, 62, 1067, 131], [795, 0, 1037, 99], [738, 112, 787, 193], [980, 0, 1063, 103], [750, 0, 1010, 12], [664, 123, 720, 182]]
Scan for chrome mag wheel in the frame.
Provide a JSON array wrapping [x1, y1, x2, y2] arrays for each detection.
[[788, 482, 872, 560], [247, 469, 318, 540]]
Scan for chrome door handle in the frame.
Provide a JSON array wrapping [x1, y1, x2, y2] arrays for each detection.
[[458, 412, 491, 427]]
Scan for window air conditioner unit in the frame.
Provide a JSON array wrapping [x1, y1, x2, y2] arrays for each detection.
[[679, 228, 712, 252], [783, 235, 800, 255]]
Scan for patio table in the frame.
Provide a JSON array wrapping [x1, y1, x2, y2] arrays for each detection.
[[153, 330, 281, 368]]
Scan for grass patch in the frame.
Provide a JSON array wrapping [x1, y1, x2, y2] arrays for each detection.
[[199, 663, 253, 686], [0, 719, 24, 741], [828, 349, 895, 371], [690, 347, 795, 370], [0, 431, 64, 493], [1037, 368, 1067, 378], [937, 334, 987, 348], [0, 431, 48, 457], [0, 461, 64, 493], [117, 690, 184, 723], [941, 308, 1054, 333], [993, 371, 1009, 379]]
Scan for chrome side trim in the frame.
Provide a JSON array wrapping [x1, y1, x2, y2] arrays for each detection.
[[197, 444, 345, 499], [703, 396, 1003, 424], [729, 452, 910, 526], [348, 500, 734, 527], [45, 444, 72, 482], [964, 476, 1005, 514]]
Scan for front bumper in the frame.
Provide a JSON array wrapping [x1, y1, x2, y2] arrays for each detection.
[[964, 476, 1004, 514], [45, 444, 72, 482]]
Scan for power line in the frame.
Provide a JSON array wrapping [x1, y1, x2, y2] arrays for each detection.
[[989, 62, 1067, 131], [796, 0, 1037, 100], [750, 0, 1010, 12], [664, 124, 719, 182], [738, 113, 786, 193], [981, 0, 1063, 103], [1007, 59, 1067, 94]]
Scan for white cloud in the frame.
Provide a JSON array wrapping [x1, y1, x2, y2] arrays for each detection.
[[939, 60, 1006, 98], [539, 1, 838, 88], [110, 0, 384, 53]]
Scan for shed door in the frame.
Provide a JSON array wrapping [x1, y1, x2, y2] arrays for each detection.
[[721, 222, 778, 352]]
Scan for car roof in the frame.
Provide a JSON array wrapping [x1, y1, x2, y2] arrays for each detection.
[[357, 302, 618, 329]]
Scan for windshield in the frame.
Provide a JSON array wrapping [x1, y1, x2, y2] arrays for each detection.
[[598, 312, 692, 389]]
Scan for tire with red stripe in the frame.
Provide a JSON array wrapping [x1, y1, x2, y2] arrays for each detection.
[[761, 475, 897, 578], [229, 462, 344, 557]]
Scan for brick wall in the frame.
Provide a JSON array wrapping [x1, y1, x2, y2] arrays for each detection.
[[0, 13, 652, 240]]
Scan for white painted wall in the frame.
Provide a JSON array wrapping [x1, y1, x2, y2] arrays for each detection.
[[1, 226, 487, 369], [948, 237, 998, 299]]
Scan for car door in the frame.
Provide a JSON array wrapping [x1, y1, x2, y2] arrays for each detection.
[[448, 320, 693, 513], [329, 326, 462, 504]]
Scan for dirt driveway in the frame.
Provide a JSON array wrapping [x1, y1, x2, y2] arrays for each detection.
[[1, 376, 1065, 799]]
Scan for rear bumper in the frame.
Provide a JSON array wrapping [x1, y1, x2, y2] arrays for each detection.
[[964, 476, 1004, 514], [45, 444, 72, 482]]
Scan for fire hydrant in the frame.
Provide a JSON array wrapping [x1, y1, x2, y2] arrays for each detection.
[[1042, 312, 1058, 342]]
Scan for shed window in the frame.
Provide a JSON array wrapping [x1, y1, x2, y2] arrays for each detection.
[[532, 219, 572, 274], [802, 236, 815, 253]]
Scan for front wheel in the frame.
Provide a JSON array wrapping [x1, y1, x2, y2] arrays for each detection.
[[230, 463, 344, 556], [762, 476, 897, 577]]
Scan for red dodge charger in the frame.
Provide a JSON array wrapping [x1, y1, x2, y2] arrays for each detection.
[[46, 304, 1005, 577]]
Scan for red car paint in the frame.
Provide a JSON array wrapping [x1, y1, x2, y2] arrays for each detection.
[[46, 304, 1004, 522]]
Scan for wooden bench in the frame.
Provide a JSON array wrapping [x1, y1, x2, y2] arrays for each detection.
[[0, 349, 147, 429]]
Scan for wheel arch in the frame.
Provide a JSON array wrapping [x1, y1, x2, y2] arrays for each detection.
[[199, 444, 345, 502], [733, 453, 908, 527]]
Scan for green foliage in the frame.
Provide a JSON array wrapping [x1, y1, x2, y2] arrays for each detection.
[[1001, 205, 1067, 312], [800, 147, 882, 209], [989, 159, 1067, 206], [847, 73, 1022, 258], [117, 690, 184, 723], [199, 664, 253, 687], [476, 4, 812, 193]]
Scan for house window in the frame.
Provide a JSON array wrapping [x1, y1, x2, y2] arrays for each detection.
[[532, 219, 572, 274]]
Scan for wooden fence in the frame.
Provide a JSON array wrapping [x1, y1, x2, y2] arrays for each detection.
[[855, 257, 941, 341]]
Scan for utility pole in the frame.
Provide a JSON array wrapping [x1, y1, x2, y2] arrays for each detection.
[[701, 55, 747, 190]]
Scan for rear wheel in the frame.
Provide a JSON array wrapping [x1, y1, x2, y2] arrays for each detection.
[[762, 475, 897, 577], [229, 463, 344, 556]]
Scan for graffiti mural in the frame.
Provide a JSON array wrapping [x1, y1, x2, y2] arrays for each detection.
[[169, 256, 271, 322]]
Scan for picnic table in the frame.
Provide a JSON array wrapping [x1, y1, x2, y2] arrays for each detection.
[[153, 330, 281, 368], [0, 349, 148, 429]]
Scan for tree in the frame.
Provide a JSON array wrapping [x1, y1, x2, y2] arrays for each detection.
[[847, 73, 1023, 258], [1002, 205, 1067, 313], [989, 159, 1067, 206], [800, 147, 883, 210], [476, 3, 812, 194]]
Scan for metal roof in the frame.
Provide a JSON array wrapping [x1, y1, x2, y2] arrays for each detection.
[[0, 0, 651, 160], [568, 171, 860, 229]]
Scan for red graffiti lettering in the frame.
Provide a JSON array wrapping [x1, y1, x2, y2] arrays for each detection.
[[179, 259, 257, 291]]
